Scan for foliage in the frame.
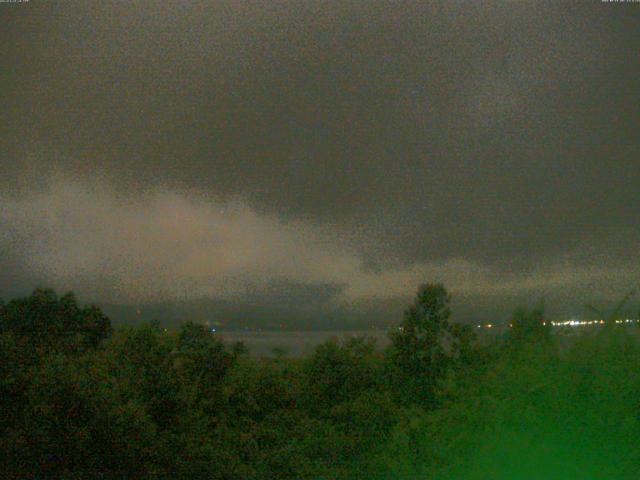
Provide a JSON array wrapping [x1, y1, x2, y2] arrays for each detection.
[[377, 329, 640, 479], [304, 336, 381, 411], [2, 287, 640, 479], [0, 288, 112, 356], [388, 283, 454, 406], [507, 304, 551, 345]]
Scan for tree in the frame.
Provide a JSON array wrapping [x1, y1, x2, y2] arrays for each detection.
[[449, 322, 478, 367], [304, 336, 380, 412], [508, 304, 551, 345], [389, 283, 452, 406], [106, 323, 180, 431], [175, 322, 235, 384], [172, 321, 237, 418], [2, 353, 163, 479], [0, 288, 111, 355]]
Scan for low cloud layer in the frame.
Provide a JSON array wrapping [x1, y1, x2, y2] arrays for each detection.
[[1, 175, 637, 326]]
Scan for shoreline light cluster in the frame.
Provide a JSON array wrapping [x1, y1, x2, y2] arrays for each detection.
[[476, 319, 640, 329]]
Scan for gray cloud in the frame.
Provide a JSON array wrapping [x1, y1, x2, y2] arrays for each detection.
[[1, 175, 637, 326], [1, 1, 638, 326]]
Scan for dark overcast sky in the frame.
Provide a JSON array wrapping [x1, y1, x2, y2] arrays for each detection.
[[1, 1, 639, 328]]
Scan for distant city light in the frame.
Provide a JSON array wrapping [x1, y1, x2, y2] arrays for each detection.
[[474, 319, 640, 329]]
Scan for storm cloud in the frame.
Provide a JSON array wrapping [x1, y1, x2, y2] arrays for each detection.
[[1, 1, 639, 327]]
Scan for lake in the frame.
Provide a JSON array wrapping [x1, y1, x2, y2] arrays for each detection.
[[217, 330, 392, 356]]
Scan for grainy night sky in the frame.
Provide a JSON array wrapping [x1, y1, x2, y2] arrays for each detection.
[[1, 1, 639, 328]]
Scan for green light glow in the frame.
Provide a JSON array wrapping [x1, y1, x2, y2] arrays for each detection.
[[386, 330, 640, 480]]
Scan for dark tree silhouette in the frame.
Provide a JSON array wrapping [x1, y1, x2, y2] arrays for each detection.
[[0, 288, 111, 354], [508, 304, 551, 345], [389, 283, 452, 406]]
